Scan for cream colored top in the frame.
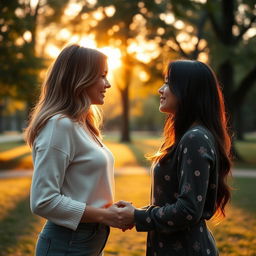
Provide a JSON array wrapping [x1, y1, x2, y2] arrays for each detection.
[[30, 114, 114, 231]]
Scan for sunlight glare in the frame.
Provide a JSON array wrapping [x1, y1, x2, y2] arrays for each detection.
[[23, 31, 32, 42], [198, 52, 208, 63], [243, 27, 256, 40], [193, 0, 206, 3], [87, 0, 97, 5], [174, 20, 185, 30], [93, 10, 104, 21], [100, 47, 122, 70], [46, 45, 60, 58], [71, 36, 122, 73], [139, 71, 150, 82], [30, 0, 39, 9], [177, 32, 190, 43], [160, 13, 175, 25], [46, 35, 121, 76], [105, 6, 116, 17], [128, 39, 160, 64], [79, 35, 97, 48], [58, 29, 71, 40], [64, 3, 83, 17]]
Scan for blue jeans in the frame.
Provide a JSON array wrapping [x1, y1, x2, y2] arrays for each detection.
[[35, 221, 110, 256]]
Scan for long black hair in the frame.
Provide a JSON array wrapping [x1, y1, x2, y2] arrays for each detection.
[[151, 60, 232, 217]]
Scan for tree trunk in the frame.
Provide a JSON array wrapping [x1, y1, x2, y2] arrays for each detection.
[[218, 60, 234, 112], [233, 106, 244, 140], [120, 86, 131, 142], [217, 60, 244, 160], [0, 101, 4, 133]]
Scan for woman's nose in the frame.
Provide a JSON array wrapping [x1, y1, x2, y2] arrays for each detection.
[[105, 79, 111, 88], [158, 84, 164, 94]]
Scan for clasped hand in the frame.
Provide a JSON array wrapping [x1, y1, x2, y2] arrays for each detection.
[[106, 200, 135, 231]]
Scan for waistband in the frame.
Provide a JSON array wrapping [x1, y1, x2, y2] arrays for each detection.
[[44, 221, 108, 232]]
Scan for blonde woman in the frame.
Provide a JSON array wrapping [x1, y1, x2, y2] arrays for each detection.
[[25, 44, 124, 256]]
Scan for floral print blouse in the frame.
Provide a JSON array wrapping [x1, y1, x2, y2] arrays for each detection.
[[134, 126, 220, 256]]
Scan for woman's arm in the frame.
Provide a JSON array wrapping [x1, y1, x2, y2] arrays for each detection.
[[81, 204, 127, 229], [118, 131, 215, 234]]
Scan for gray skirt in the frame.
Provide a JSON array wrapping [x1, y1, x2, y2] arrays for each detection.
[[35, 221, 110, 256]]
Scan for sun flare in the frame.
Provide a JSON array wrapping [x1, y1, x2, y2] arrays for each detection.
[[46, 35, 122, 81]]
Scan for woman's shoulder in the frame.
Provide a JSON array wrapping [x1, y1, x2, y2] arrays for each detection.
[[34, 114, 77, 149], [178, 125, 215, 152], [48, 114, 75, 130], [182, 126, 213, 142]]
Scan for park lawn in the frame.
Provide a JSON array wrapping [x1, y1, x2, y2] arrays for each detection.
[[0, 141, 24, 153], [1, 134, 256, 170], [234, 140, 256, 169], [0, 176, 255, 256]]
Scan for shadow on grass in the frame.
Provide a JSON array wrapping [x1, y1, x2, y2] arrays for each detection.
[[0, 195, 38, 256], [125, 142, 149, 167], [243, 138, 256, 143], [0, 152, 32, 170], [0, 141, 24, 153]]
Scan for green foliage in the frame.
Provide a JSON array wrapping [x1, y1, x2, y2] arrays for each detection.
[[0, 0, 43, 102], [0, 0, 70, 103]]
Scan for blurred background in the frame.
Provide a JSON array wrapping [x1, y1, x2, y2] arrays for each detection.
[[0, 0, 256, 255]]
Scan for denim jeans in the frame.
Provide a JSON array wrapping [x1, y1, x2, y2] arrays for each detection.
[[35, 221, 110, 256]]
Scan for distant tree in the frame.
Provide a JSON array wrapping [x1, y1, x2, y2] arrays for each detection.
[[206, 0, 256, 140], [0, 0, 41, 131], [143, 0, 256, 140], [0, 0, 70, 132], [70, 0, 164, 142]]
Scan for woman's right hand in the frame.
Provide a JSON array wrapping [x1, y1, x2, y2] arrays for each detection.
[[81, 204, 134, 230], [103, 204, 133, 231], [102, 204, 125, 228]]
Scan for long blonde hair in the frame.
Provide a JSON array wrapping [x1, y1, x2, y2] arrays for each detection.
[[25, 44, 107, 147]]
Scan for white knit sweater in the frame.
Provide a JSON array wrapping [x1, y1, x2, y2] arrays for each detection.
[[30, 114, 114, 231]]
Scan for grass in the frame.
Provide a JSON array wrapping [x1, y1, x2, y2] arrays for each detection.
[[0, 178, 44, 256], [235, 140, 256, 169], [0, 132, 255, 255], [1, 133, 255, 171], [0, 141, 24, 153], [209, 177, 256, 256], [231, 177, 256, 214], [0, 176, 255, 256]]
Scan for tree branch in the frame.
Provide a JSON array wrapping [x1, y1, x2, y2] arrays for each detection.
[[170, 31, 190, 58], [33, 0, 41, 20]]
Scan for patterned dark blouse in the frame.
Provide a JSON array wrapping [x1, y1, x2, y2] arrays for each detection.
[[134, 126, 219, 256]]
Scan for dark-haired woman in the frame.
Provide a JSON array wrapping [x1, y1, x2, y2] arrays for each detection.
[[116, 60, 232, 255]]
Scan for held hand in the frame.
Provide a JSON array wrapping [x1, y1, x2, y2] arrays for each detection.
[[114, 200, 132, 208], [102, 204, 132, 229], [115, 200, 136, 231], [103, 204, 123, 228]]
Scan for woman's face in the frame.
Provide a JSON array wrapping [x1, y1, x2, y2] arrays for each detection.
[[158, 76, 178, 114], [86, 61, 111, 105]]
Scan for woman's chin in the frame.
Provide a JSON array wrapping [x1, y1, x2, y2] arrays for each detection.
[[92, 99, 104, 105], [159, 105, 173, 114]]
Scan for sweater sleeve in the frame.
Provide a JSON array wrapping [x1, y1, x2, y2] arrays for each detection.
[[30, 117, 86, 231], [134, 130, 215, 234]]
